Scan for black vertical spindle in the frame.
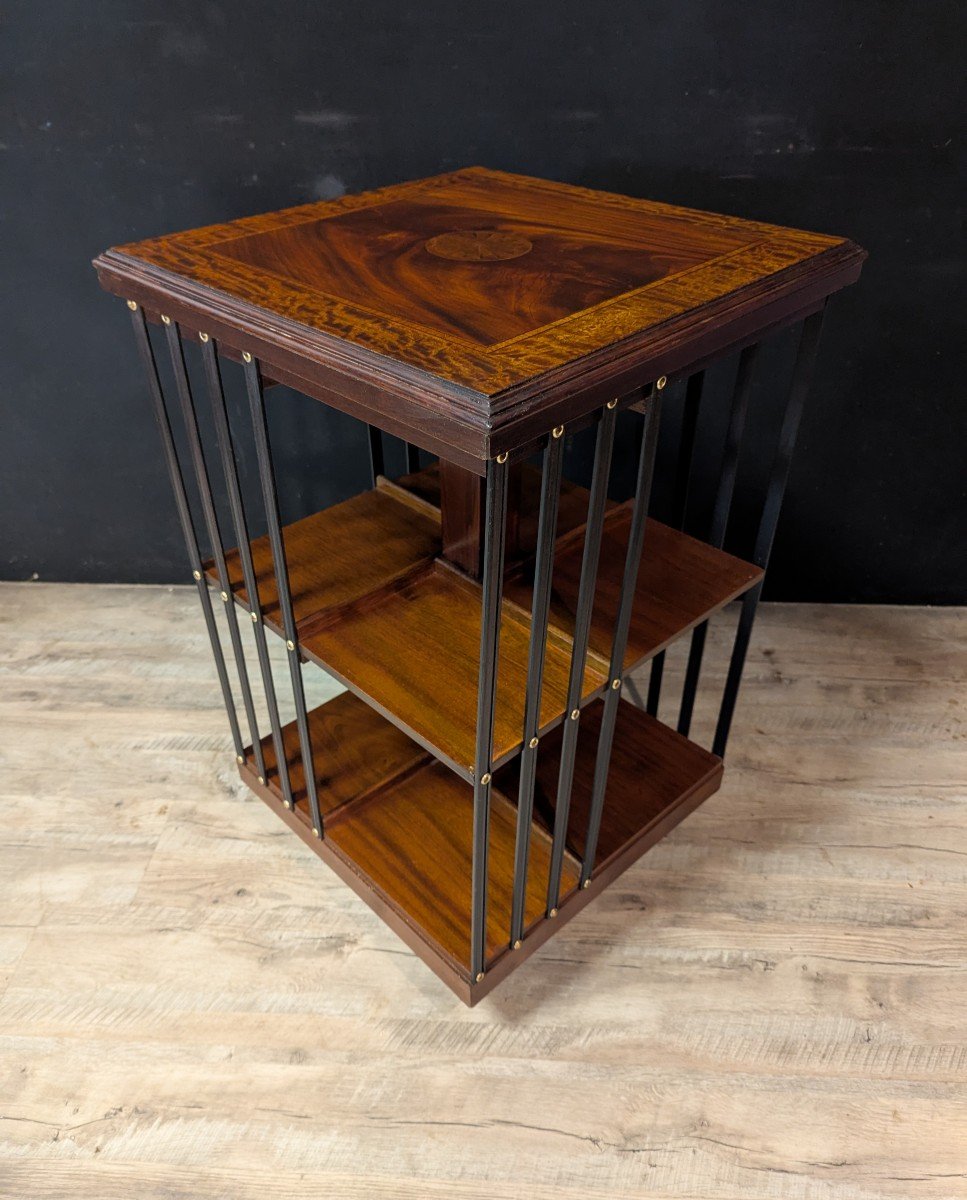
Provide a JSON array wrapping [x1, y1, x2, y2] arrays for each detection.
[[508, 430, 565, 948], [677, 343, 759, 737], [200, 336, 294, 808], [580, 388, 662, 885], [470, 455, 509, 981], [647, 370, 705, 716], [671, 369, 704, 528], [713, 309, 825, 758], [244, 353, 324, 837], [545, 402, 618, 913], [128, 305, 244, 761], [164, 322, 267, 782], [368, 425, 385, 488]]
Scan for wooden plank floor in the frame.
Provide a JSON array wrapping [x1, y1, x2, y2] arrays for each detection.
[[1, 582, 965, 1199]]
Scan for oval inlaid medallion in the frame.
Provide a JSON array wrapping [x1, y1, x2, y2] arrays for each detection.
[[425, 229, 533, 262]]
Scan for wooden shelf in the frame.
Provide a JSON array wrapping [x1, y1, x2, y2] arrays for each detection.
[[242, 689, 722, 1001], [303, 560, 603, 777], [503, 503, 763, 674], [210, 473, 759, 778], [218, 486, 441, 632], [249, 689, 427, 821], [212, 483, 605, 778], [105, 167, 863, 1005], [242, 690, 581, 983], [328, 762, 578, 971], [392, 465, 761, 673]]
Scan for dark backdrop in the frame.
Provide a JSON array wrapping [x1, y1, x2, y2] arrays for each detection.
[[2, 1, 964, 601]]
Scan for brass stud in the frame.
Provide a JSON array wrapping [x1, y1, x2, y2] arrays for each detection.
[[480, 772, 492, 786], [286, 639, 295, 651], [312, 827, 320, 838], [513, 939, 522, 950], [250, 611, 258, 623], [257, 776, 265, 785], [161, 315, 171, 325], [582, 878, 591, 889], [552, 425, 564, 439], [199, 332, 209, 343], [236, 754, 243, 765], [126, 299, 137, 311], [242, 351, 252, 363], [220, 590, 229, 602], [606, 398, 618, 410], [192, 569, 201, 581], [475, 971, 485, 982], [656, 375, 667, 390], [549, 907, 558, 918], [529, 736, 539, 749], [283, 800, 292, 810], [611, 678, 621, 690], [570, 708, 579, 720], [496, 451, 508, 464]]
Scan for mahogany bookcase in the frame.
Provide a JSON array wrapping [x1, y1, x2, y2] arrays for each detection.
[[94, 168, 865, 1004]]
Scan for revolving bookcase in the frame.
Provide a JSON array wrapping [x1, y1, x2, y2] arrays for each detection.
[[94, 168, 865, 1004]]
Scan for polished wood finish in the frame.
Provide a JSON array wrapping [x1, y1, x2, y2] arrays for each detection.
[[207, 472, 759, 778], [399, 460, 604, 564], [96, 171, 864, 1008], [240, 688, 583, 980], [437, 460, 527, 578], [244, 689, 426, 821], [504, 503, 764, 673], [327, 763, 579, 972], [438, 458, 486, 576], [496, 697, 723, 869], [513, 462, 608, 555], [8, 585, 958, 1196], [238, 687, 720, 993], [195, 449, 760, 998], [388, 463, 443, 509], [304, 561, 605, 777], [94, 167, 865, 464], [217, 486, 440, 631], [210, 476, 599, 775]]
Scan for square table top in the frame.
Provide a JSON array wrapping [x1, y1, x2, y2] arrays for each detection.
[[95, 167, 864, 466]]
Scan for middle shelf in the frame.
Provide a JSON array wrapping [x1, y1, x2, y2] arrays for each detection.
[[210, 466, 762, 777]]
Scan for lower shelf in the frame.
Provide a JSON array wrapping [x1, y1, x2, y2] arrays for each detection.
[[241, 689, 723, 1004], [495, 696, 723, 870]]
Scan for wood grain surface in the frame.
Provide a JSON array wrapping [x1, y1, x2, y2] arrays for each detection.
[[212, 485, 441, 631], [2, 583, 965, 1199], [327, 760, 581, 969], [95, 168, 861, 391], [495, 698, 723, 866], [406, 459, 613, 572], [246, 688, 427, 820], [93, 168, 865, 463], [241, 688, 720, 989], [504, 503, 763, 673], [209, 471, 755, 776], [303, 560, 606, 776]]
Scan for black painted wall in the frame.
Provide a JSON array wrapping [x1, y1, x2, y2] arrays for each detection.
[[2, 1, 964, 601]]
